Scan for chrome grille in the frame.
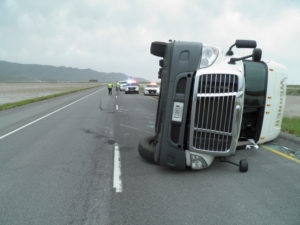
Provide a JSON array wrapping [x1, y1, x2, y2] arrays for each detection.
[[192, 74, 238, 152], [149, 90, 157, 94]]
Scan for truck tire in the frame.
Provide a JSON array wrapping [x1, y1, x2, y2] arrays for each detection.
[[239, 159, 248, 172], [138, 135, 156, 164]]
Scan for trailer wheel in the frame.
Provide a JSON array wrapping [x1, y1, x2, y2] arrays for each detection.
[[138, 135, 156, 164], [239, 159, 248, 172]]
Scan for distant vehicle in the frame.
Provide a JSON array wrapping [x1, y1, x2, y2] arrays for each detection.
[[125, 80, 139, 94], [119, 81, 128, 91], [144, 83, 160, 96]]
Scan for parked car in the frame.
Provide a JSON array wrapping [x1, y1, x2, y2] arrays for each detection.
[[144, 83, 160, 96], [119, 81, 128, 91], [125, 81, 139, 94]]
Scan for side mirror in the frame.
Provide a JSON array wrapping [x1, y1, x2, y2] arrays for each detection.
[[151, 42, 167, 57], [235, 40, 257, 48], [226, 39, 257, 56], [252, 48, 262, 61]]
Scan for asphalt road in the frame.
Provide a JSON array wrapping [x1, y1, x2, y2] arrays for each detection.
[[0, 87, 299, 225]]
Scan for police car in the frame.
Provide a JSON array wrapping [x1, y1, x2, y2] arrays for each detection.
[[125, 80, 140, 94], [144, 82, 160, 96], [119, 81, 128, 91]]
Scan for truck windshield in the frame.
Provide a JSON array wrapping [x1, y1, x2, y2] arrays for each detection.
[[244, 61, 268, 107]]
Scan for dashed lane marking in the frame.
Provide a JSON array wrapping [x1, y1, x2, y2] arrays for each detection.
[[113, 143, 122, 193]]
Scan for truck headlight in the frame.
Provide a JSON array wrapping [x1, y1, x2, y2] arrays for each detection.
[[190, 154, 208, 169], [199, 46, 219, 68]]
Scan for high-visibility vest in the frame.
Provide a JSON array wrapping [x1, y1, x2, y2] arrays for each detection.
[[107, 83, 113, 88], [116, 82, 120, 88]]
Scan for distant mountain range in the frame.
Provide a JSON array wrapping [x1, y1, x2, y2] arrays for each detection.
[[0, 60, 148, 82]]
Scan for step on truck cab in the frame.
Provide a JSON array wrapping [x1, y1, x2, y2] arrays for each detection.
[[138, 39, 287, 172]]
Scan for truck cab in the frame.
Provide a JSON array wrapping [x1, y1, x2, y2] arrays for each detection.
[[138, 40, 287, 172]]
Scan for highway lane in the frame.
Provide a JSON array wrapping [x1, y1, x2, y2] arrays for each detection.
[[0, 87, 299, 225], [0, 87, 113, 225], [112, 92, 300, 225]]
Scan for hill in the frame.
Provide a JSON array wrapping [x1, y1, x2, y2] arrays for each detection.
[[0, 60, 148, 82]]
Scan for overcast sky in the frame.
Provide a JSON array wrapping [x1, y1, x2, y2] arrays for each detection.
[[0, 0, 299, 83]]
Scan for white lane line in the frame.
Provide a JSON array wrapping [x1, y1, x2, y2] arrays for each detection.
[[0, 90, 99, 140], [115, 96, 118, 99], [116, 104, 119, 111], [113, 143, 122, 193]]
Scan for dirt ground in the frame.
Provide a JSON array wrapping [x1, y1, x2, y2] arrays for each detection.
[[284, 96, 300, 117], [0, 83, 100, 104]]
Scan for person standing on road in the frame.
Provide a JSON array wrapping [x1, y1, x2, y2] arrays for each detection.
[[116, 82, 120, 92], [107, 82, 113, 95]]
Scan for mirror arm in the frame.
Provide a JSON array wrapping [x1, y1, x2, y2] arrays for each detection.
[[226, 43, 236, 56], [228, 54, 252, 64]]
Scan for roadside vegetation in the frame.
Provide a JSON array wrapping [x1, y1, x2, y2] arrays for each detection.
[[139, 84, 145, 92], [281, 117, 300, 137], [287, 85, 300, 95], [0, 85, 102, 111]]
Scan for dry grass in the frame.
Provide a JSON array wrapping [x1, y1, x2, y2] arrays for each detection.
[[0, 82, 101, 105], [0, 83, 103, 110], [282, 117, 300, 137], [287, 85, 300, 96]]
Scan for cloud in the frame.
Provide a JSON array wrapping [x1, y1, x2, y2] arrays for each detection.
[[0, 0, 299, 83]]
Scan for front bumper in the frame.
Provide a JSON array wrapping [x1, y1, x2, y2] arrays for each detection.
[[125, 88, 139, 93], [145, 89, 159, 95]]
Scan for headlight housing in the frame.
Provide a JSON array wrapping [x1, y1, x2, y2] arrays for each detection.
[[199, 46, 219, 68], [190, 154, 208, 169]]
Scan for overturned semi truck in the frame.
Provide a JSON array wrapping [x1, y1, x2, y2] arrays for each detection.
[[138, 39, 287, 172]]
